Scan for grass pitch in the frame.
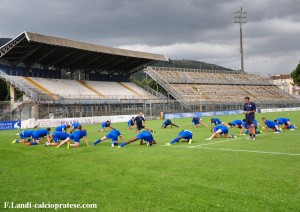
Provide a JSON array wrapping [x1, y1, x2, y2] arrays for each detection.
[[1, 111, 300, 211]]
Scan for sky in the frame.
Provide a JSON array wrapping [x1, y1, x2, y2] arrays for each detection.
[[0, 0, 300, 76]]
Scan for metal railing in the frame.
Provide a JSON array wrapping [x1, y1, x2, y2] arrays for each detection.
[[145, 67, 191, 108], [0, 69, 39, 101], [133, 80, 168, 99]]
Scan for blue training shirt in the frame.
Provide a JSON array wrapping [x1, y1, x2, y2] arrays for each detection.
[[108, 129, 121, 137], [21, 130, 35, 138], [212, 118, 222, 125], [106, 129, 121, 141], [35, 129, 50, 137], [55, 124, 67, 132], [102, 122, 110, 128], [72, 123, 80, 129], [52, 131, 69, 142], [265, 120, 279, 128], [68, 130, 86, 142], [214, 125, 228, 134], [136, 131, 154, 142], [178, 130, 193, 139], [192, 117, 200, 125], [276, 118, 290, 125], [231, 120, 243, 126], [128, 119, 134, 126], [163, 119, 172, 126]]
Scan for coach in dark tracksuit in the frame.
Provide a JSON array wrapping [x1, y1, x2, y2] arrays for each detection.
[[134, 112, 155, 134], [243, 96, 256, 140]]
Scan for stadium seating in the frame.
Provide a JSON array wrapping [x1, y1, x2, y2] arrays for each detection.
[[8, 76, 158, 100], [146, 67, 296, 104], [152, 68, 273, 85]]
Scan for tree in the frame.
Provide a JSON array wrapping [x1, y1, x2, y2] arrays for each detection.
[[291, 63, 300, 86], [0, 80, 9, 101]]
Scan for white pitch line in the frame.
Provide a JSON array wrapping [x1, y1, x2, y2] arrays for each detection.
[[163, 144, 300, 156], [197, 147, 300, 156], [166, 135, 260, 148], [194, 138, 239, 147], [160, 134, 300, 156], [159, 136, 244, 148]]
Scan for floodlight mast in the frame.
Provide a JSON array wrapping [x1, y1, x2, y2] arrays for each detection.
[[233, 7, 247, 72]]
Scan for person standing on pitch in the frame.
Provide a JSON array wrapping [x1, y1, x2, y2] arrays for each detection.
[[134, 112, 155, 133], [243, 96, 256, 140]]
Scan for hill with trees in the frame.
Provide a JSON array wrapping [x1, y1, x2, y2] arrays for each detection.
[[152, 59, 234, 71]]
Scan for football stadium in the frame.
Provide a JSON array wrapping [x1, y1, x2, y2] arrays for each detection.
[[1, 31, 300, 211]]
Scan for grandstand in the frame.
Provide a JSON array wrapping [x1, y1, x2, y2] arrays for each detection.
[[145, 66, 300, 111], [1, 31, 300, 120], [0, 31, 168, 120]]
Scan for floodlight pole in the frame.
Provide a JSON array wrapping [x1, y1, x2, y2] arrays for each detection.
[[197, 89, 202, 112], [233, 7, 247, 72]]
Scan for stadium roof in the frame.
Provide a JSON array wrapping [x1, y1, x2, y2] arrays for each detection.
[[0, 31, 167, 74]]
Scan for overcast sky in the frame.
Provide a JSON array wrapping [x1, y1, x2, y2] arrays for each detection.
[[0, 0, 300, 75]]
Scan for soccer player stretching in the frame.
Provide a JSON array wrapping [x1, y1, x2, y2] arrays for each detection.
[[127, 117, 135, 130], [118, 130, 157, 148], [70, 122, 81, 133], [262, 117, 282, 133], [274, 118, 296, 130], [94, 129, 124, 147], [55, 124, 70, 132], [192, 117, 207, 128], [98, 120, 114, 133], [44, 131, 69, 147], [166, 130, 193, 145], [26, 128, 51, 146], [210, 118, 227, 129], [243, 96, 256, 140], [161, 119, 179, 129], [12, 129, 35, 144], [57, 126, 88, 148], [206, 125, 236, 140]]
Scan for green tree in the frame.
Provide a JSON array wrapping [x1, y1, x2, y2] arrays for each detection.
[[0, 80, 9, 101], [0, 80, 23, 101], [141, 78, 165, 93], [291, 63, 300, 86]]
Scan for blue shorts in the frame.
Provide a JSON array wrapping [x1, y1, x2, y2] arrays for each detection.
[[163, 124, 170, 128], [68, 134, 80, 142], [220, 129, 228, 134], [106, 133, 118, 142], [52, 134, 60, 143], [178, 131, 193, 140], [32, 132, 40, 140], [269, 125, 278, 129], [136, 132, 153, 142], [20, 131, 26, 139]]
